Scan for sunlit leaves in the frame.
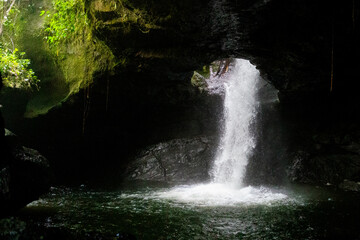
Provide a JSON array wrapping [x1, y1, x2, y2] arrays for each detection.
[[0, 0, 39, 89], [0, 47, 39, 89], [43, 0, 87, 48]]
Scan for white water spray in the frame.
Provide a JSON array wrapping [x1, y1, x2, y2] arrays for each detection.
[[211, 59, 259, 186], [154, 59, 289, 205]]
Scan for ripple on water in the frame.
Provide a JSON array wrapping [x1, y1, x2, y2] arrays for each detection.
[[19, 185, 360, 240]]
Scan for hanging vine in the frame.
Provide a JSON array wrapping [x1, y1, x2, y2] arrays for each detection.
[[82, 83, 91, 135], [353, 0, 355, 32], [330, 26, 334, 93]]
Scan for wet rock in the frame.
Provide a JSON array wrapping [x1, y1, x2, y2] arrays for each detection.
[[287, 151, 312, 183], [126, 137, 217, 183], [191, 71, 207, 92], [0, 217, 26, 240], [339, 179, 360, 192], [0, 131, 52, 215], [0, 167, 10, 197], [287, 150, 360, 185]]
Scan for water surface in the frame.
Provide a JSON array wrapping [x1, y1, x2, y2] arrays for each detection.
[[17, 184, 360, 240]]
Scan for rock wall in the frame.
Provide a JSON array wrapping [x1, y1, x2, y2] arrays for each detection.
[[1, 0, 360, 186]]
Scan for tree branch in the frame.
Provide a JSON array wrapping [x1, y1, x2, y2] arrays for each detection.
[[0, 0, 17, 36]]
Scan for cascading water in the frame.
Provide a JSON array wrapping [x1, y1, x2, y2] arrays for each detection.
[[211, 59, 259, 187], [154, 58, 289, 205]]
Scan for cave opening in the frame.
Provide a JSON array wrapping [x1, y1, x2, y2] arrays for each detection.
[[1, 0, 360, 239]]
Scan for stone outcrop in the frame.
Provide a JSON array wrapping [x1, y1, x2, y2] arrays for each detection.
[[88, 0, 359, 102], [287, 132, 360, 186], [126, 137, 217, 183], [0, 130, 52, 215], [339, 179, 360, 192]]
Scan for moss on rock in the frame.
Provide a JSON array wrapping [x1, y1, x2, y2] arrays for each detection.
[[191, 71, 207, 93], [5, 0, 117, 118]]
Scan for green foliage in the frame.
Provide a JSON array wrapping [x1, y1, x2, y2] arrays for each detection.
[[196, 65, 211, 79], [41, 0, 116, 89], [0, 47, 39, 89], [0, 1, 39, 89], [43, 0, 88, 48], [191, 71, 207, 93], [2, 7, 20, 35]]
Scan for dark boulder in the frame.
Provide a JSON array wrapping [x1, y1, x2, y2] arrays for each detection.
[[339, 179, 360, 192], [0, 131, 52, 215], [125, 137, 217, 184], [287, 147, 360, 186]]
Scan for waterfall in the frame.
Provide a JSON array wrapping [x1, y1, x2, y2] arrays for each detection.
[[211, 59, 259, 187], [156, 59, 288, 206]]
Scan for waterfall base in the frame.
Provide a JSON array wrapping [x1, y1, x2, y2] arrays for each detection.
[[154, 183, 290, 206]]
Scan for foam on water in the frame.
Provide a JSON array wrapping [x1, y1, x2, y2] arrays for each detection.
[[154, 184, 289, 206]]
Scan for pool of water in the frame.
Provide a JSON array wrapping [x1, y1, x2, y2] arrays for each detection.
[[14, 183, 360, 240]]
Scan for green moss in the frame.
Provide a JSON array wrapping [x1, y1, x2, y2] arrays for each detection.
[[44, 0, 88, 47], [191, 71, 207, 93], [196, 65, 211, 79], [44, 0, 116, 94], [4, 0, 188, 117], [54, 32, 115, 97], [12, 0, 116, 117], [91, 0, 170, 35]]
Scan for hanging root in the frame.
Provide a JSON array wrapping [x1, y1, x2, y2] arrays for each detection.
[[330, 21, 334, 93], [353, 0, 356, 32], [82, 84, 91, 134], [106, 75, 110, 112], [215, 59, 231, 77]]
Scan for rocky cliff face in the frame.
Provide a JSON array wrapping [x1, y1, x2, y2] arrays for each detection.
[[86, 0, 360, 186], [90, 0, 359, 99], [1, 0, 359, 187]]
